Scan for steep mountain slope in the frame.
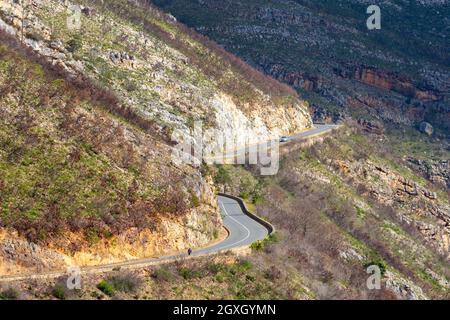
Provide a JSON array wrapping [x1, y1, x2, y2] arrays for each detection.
[[4, 127, 449, 300], [0, 0, 448, 301], [0, 0, 312, 142], [0, 0, 311, 275], [149, 0, 450, 299], [153, 0, 450, 133], [0, 34, 222, 274], [213, 127, 449, 299]]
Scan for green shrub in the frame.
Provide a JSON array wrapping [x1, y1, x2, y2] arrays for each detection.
[[178, 267, 202, 280], [51, 284, 67, 300], [215, 274, 225, 283], [252, 193, 264, 205], [152, 267, 174, 282], [200, 161, 211, 177], [245, 274, 256, 282], [207, 263, 223, 274], [97, 280, 115, 296], [364, 260, 387, 276], [250, 240, 264, 251], [238, 260, 253, 272], [190, 193, 200, 208], [66, 34, 83, 53], [239, 191, 250, 200], [215, 165, 231, 184], [0, 288, 19, 300], [107, 272, 141, 293]]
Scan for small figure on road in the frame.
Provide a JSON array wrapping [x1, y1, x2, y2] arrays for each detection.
[[187, 248, 193, 256]]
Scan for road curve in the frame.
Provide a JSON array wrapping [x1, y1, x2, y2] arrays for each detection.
[[196, 195, 269, 255], [81, 195, 269, 268], [0, 195, 269, 281], [0, 125, 339, 281], [92, 195, 269, 264]]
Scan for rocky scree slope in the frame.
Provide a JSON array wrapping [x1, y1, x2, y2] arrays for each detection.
[[0, 0, 312, 275]]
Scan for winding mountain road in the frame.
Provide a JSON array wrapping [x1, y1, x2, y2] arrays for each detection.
[[98, 195, 270, 265], [0, 195, 269, 281], [0, 124, 338, 282]]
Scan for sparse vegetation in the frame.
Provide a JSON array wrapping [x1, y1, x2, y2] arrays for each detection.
[[250, 233, 278, 252], [0, 0, 448, 301], [365, 260, 387, 277], [90, 0, 299, 103], [152, 267, 175, 282], [105, 272, 141, 293], [66, 34, 83, 53], [51, 284, 67, 300], [0, 287, 19, 300], [0, 32, 192, 246], [211, 126, 449, 299]]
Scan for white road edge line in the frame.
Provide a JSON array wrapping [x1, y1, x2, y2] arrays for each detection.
[[218, 199, 251, 251]]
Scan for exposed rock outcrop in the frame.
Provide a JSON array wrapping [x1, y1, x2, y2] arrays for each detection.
[[406, 157, 450, 189], [357, 119, 384, 135], [0, 0, 313, 276], [333, 159, 450, 258], [353, 66, 440, 103], [385, 271, 428, 300], [0, 0, 312, 145]]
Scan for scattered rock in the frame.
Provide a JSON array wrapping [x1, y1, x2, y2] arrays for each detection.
[[109, 50, 136, 68], [385, 271, 427, 300], [81, 6, 95, 17], [312, 105, 345, 124], [357, 119, 384, 135], [49, 40, 65, 53], [406, 157, 449, 189], [424, 268, 450, 289], [338, 248, 364, 261]]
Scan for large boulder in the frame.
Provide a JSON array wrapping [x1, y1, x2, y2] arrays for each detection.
[[419, 121, 434, 136]]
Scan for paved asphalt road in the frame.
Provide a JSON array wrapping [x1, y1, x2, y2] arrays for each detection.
[[206, 124, 339, 161], [196, 195, 269, 254], [0, 125, 338, 281], [92, 195, 269, 264], [289, 124, 339, 141], [0, 195, 269, 281]]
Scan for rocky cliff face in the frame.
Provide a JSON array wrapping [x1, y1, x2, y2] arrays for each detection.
[[0, 0, 312, 144]]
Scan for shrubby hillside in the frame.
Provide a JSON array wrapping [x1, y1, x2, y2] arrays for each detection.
[[154, 0, 450, 133], [0, 0, 311, 274]]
